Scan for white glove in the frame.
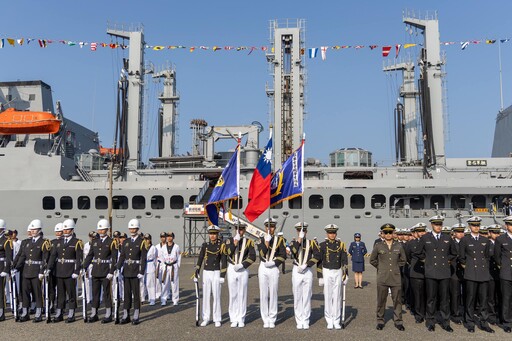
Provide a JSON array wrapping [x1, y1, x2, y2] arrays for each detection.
[[193, 277, 198, 283], [10, 269, 17, 277], [265, 260, 275, 268], [298, 230, 305, 239], [44, 269, 50, 276], [0, 272, 7, 277], [233, 264, 244, 272], [233, 233, 241, 242], [297, 265, 307, 274], [38, 274, 44, 281], [106, 274, 113, 280], [219, 278, 225, 284], [264, 234, 272, 243], [71, 273, 79, 279], [137, 274, 144, 280], [319, 278, 324, 287]]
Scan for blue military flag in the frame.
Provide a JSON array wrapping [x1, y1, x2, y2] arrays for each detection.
[[206, 145, 240, 225], [270, 140, 304, 207]]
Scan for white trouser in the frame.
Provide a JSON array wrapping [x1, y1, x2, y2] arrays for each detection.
[[258, 262, 280, 324], [155, 264, 162, 299], [202, 270, 222, 323], [323, 268, 342, 325], [292, 265, 313, 326], [140, 271, 156, 301], [160, 265, 179, 304], [227, 263, 249, 324]]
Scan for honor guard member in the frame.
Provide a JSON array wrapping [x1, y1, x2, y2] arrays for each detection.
[[459, 216, 494, 333], [159, 232, 181, 306], [316, 223, 348, 330], [14, 219, 50, 322], [413, 215, 457, 332], [290, 222, 320, 330], [116, 219, 148, 325], [142, 234, 158, 306], [487, 224, 502, 325], [0, 219, 13, 321], [48, 219, 83, 323], [258, 217, 287, 329], [82, 219, 118, 323], [495, 216, 512, 333], [48, 223, 64, 314], [112, 231, 124, 301], [195, 225, 227, 327], [82, 231, 96, 304], [370, 223, 407, 331], [223, 221, 256, 328], [449, 223, 466, 325], [405, 223, 427, 323], [155, 232, 167, 301]]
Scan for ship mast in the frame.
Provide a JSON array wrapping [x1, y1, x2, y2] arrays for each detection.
[[107, 24, 145, 170]]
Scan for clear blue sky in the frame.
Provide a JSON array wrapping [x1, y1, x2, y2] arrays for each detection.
[[2, 0, 511, 165]]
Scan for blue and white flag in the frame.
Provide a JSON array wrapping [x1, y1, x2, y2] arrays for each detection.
[[461, 41, 469, 50], [270, 141, 304, 207], [206, 145, 240, 225], [308, 47, 318, 58]]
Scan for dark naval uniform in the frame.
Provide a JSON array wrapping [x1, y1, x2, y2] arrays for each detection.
[[459, 233, 494, 331], [48, 235, 83, 321], [15, 236, 51, 321], [196, 238, 227, 325], [82, 235, 118, 322], [405, 238, 425, 323], [116, 234, 148, 323], [494, 231, 512, 332], [413, 231, 457, 330], [0, 233, 13, 320], [449, 237, 464, 324], [48, 237, 61, 312], [488, 239, 501, 325]]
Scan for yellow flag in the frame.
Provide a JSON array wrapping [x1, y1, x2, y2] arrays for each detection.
[[153, 46, 164, 51], [7, 38, 15, 46], [189, 47, 195, 52], [403, 43, 416, 49]]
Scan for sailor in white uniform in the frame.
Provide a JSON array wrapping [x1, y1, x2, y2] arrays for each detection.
[[158, 232, 181, 306], [141, 234, 158, 305], [155, 232, 167, 300]]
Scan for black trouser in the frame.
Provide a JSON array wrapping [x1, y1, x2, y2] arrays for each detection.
[[501, 279, 512, 328], [0, 277, 5, 310], [91, 277, 112, 309], [48, 273, 57, 308], [22, 277, 42, 309], [123, 277, 141, 310], [56, 277, 77, 310], [449, 277, 463, 320], [487, 278, 500, 323], [410, 278, 425, 319], [465, 280, 489, 328], [425, 278, 450, 326]]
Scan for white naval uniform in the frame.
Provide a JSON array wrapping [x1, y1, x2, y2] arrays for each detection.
[[83, 241, 93, 303], [292, 239, 316, 328], [141, 244, 158, 303], [258, 234, 286, 326], [158, 242, 181, 305], [154, 243, 166, 299]]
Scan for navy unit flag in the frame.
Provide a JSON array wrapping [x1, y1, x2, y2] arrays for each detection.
[[270, 141, 304, 207], [206, 145, 240, 225]]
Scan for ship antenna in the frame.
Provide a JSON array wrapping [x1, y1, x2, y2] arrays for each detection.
[[499, 40, 505, 112]]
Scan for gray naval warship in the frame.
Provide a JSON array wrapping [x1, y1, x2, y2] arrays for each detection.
[[1, 13, 512, 253]]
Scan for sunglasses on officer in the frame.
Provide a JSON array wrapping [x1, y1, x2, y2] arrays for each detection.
[[382, 231, 393, 235]]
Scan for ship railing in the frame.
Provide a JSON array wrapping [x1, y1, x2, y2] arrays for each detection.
[[194, 180, 211, 204], [75, 163, 93, 182], [389, 207, 507, 220], [49, 135, 62, 155]]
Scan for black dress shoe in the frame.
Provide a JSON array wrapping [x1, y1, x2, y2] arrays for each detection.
[[395, 324, 405, 331], [504, 327, 511, 333], [467, 327, 475, 333], [415, 317, 424, 324], [452, 318, 462, 325], [131, 319, 139, 325], [65, 316, 75, 323], [427, 325, 435, 332], [52, 315, 63, 323], [101, 317, 112, 324], [19, 315, 30, 322], [442, 325, 453, 333], [0, 314, 5, 322], [376, 323, 384, 330], [120, 317, 131, 325], [482, 326, 495, 333], [88, 315, 99, 323], [33, 316, 42, 323]]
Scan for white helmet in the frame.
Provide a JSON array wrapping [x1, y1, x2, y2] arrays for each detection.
[[97, 219, 110, 230], [128, 218, 140, 229], [54, 223, 63, 232], [62, 219, 76, 230], [0, 219, 6, 229], [28, 219, 43, 230]]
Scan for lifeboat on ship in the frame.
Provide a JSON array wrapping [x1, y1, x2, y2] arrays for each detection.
[[0, 108, 61, 135]]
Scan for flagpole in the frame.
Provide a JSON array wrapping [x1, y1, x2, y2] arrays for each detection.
[[236, 132, 241, 231], [268, 126, 273, 235], [301, 133, 305, 227], [499, 40, 504, 112]]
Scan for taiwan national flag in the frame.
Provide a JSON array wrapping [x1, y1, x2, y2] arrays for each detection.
[[244, 137, 272, 222]]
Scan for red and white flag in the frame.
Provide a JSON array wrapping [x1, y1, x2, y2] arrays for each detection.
[[395, 44, 401, 58], [90, 42, 97, 51], [382, 46, 391, 57], [321, 46, 328, 60]]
